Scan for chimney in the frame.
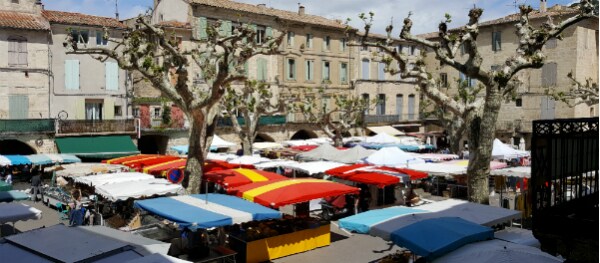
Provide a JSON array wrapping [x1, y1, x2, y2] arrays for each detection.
[[298, 5, 305, 15], [34, 0, 43, 13], [257, 3, 266, 8], [540, 0, 547, 13]]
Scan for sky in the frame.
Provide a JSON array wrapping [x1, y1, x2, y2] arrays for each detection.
[[43, 0, 577, 34]]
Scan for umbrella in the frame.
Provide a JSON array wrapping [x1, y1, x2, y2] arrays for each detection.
[[432, 239, 562, 263], [390, 217, 494, 260]]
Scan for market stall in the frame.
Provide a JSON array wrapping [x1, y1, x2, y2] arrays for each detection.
[[56, 163, 129, 178], [0, 203, 42, 235], [73, 172, 155, 187], [431, 239, 562, 263], [295, 144, 342, 162], [278, 161, 346, 176], [326, 163, 428, 182], [203, 168, 287, 190], [328, 145, 375, 164], [492, 139, 530, 160], [143, 159, 187, 176], [0, 191, 29, 203], [121, 156, 181, 171], [104, 154, 159, 164], [365, 147, 426, 167], [95, 178, 185, 202]]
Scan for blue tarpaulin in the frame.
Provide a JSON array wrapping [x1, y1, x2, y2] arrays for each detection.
[[26, 155, 53, 165], [0, 191, 29, 202], [339, 206, 426, 234], [3, 155, 31, 165], [390, 217, 493, 260], [134, 194, 281, 230]]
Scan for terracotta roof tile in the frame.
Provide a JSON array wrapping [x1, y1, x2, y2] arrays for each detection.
[[0, 10, 49, 30], [189, 0, 347, 30], [42, 10, 127, 29], [157, 20, 192, 29]]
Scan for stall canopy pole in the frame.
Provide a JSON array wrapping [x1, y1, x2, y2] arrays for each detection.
[[205, 182, 208, 204]]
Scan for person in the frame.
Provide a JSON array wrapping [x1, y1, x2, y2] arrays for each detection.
[[358, 184, 371, 213], [4, 173, 12, 185], [30, 172, 43, 203]]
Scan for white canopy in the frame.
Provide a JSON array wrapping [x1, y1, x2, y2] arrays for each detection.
[[55, 163, 128, 178], [94, 178, 184, 202], [432, 239, 561, 263], [296, 144, 342, 162], [281, 140, 320, 147], [253, 160, 299, 169], [401, 162, 467, 177], [492, 139, 530, 160], [364, 133, 401, 144], [225, 155, 271, 165], [367, 126, 405, 136], [211, 135, 236, 148], [73, 172, 155, 187], [0, 155, 11, 166], [206, 153, 237, 161], [364, 147, 426, 167], [279, 161, 346, 175], [370, 199, 522, 241], [329, 145, 375, 164], [490, 166, 531, 178], [252, 142, 283, 150], [0, 203, 42, 224]]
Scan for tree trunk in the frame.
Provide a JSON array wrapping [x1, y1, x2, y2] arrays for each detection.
[[466, 88, 502, 204], [184, 113, 209, 194], [242, 137, 253, 156], [448, 133, 462, 154]]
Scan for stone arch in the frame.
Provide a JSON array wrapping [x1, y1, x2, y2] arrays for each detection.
[[137, 135, 169, 154], [290, 129, 318, 140], [255, 133, 275, 142], [0, 139, 36, 155]]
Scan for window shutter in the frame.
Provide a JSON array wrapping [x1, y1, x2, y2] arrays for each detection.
[[17, 40, 27, 66], [244, 62, 249, 77], [220, 20, 231, 36], [198, 17, 208, 39], [257, 58, 266, 81], [9, 95, 29, 119], [396, 94, 404, 119], [285, 59, 290, 80], [8, 40, 17, 66], [322, 61, 326, 81], [106, 62, 119, 91], [305, 61, 309, 81], [408, 95, 415, 120], [265, 27, 272, 38], [65, 60, 80, 90]]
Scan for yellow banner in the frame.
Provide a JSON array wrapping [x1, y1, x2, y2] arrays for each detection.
[[242, 179, 331, 202], [235, 168, 268, 183]]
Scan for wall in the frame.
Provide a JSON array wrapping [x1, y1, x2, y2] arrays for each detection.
[[0, 0, 41, 12], [152, 0, 189, 24]]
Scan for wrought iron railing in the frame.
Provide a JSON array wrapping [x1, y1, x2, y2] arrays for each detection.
[[57, 119, 136, 134], [0, 119, 55, 133], [217, 115, 286, 126], [364, 115, 400, 124]]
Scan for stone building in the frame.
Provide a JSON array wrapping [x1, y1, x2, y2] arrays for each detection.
[[420, 2, 598, 149]]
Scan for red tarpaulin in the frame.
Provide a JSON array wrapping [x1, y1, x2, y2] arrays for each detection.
[[335, 172, 400, 188], [144, 159, 187, 176], [290, 145, 318, 152], [103, 154, 160, 164], [326, 164, 428, 181], [204, 168, 287, 189], [123, 156, 181, 171], [231, 178, 359, 208]]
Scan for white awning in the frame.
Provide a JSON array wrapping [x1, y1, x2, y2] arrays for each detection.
[[367, 126, 405, 136], [279, 161, 346, 175], [94, 178, 185, 202], [73, 172, 155, 187]]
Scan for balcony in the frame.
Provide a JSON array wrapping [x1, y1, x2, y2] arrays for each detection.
[[218, 115, 287, 126], [57, 119, 136, 135], [0, 119, 55, 134], [364, 115, 400, 124]]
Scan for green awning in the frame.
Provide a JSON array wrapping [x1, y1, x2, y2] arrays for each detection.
[[55, 135, 140, 159], [0, 181, 12, 192]]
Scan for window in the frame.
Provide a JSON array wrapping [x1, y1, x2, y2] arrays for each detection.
[[440, 73, 448, 87], [378, 62, 386, 80], [257, 58, 268, 81], [376, 94, 386, 115], [410, 46, 416, 55], [340, 62, 348, 84], [407, 94, 415, 120], [7, 36, 27, 67], [105, 62, 119, 91], [541, 62, 557, 86], [256, 26, 266, 44], [306, 33, 313, 48], [340, 38, 347, 52], [322, 61, 330, 82], [460, 44, 466, 55], [71, 29, 89, 44], [85, 100, 103, 120], [362, 93, 370, 114], [114, 105, 122, 116], [324, 36, 331, 51], [305, 60, 314, 81], [546, 38, 557, 49], [459, 72, 476, 87], [286, 58, 296, 80], [96, 31, 108, 46], [396, 94, 404, 120], [287, 31, 295, 47], [361, 59, 370, 80], [65, 60, 80, 90], [133, 108, 140, 118], [8, 95, 28, 119], [516, 98, 522, 107], [153, 107, 161, 118], [11, 0, 19, 4], [492, 31, 502, 51], [397, 45, 404, 54]]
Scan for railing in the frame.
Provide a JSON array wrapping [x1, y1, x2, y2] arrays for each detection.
[[0, 119, 55, 133], [364, 115, 399, 124], [57, 119, 136, 134], [218, 115, 287, 126]]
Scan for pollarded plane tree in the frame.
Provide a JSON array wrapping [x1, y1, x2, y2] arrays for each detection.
[[222, 80, 286, 155], [64, 17, 284, 193], [546, 72, 599, 107], [354, 1, 596, 203]]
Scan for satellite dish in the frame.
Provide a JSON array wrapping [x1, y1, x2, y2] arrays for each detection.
[[167, 168, 184, 184]]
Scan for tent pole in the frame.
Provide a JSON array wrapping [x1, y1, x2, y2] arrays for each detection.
[[205, 182, 208, 204]]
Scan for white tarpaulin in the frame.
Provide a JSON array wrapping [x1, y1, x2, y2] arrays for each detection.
[[367, 126, 405, 136], [56, 163, 128, 178], [365, 133, 401, 144], [329, 145, 375, 164], [492, 139, 530, 160], [95, 178, 184, 201], [211, 135, 236, 148], [0, 203, 42, 224], [365, 147, 426, 167], [280, 161, 346, 175], [490, 166, 531, 178], [282, 140, 319, 147], [74, 172, 155, 187], [296, 144, 342, 162], [254, 160, 299, 169], [494, 227, 540, 248], [206, 153, 237, 161], [401, 162, 467, 176], [226, 155, 271, 165], [432, 239, 561, 263], [252, 142, 283, 150]]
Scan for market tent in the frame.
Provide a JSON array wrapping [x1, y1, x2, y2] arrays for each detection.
[[253, 160, 299, 170], [328, 145, 375, 164], [226, 155, 271, 165], [400, 163, 467, 177], [134, 194, 281, 230], [144, 159, 187, 176], [170, 135, 236, 154], [370, 199, 521, 240], [104, 154, 159, 164], [445, 160, 508, 170], [391, 217, 494, 260], [493, 227, 540, 248], [2, 155, 31, 165], [206, 153, 238, 161], [492, 139, 530, 160], [95, 178, 185, 201], [126, 253, 192, 263], [367, 126, 405, 136], [45, 154, 81, 164], [339, 206, 426, 234], [204, 168, 288, 189], [55, 135, 140, 159], [0, 202, 42, 224], [296, 144, 342, 162], [25, 154, 53, 165], [431, 239, 562, 263], [0, 155, 10, 166], [282, 140, 320, 147], [253, 142, 283, 150], [73, 172, 155, 187], [412, 153, 459, 162], [334, 172, 400, 188], [231, 178, 359, 208], [0, 191, 30, 203], [365, 147, 426, 167], [55, 163, 128, 178], [490, 166, 531, 178], [325, 163, 428, 181], [364, 133, 401, 144], [122, 156, 181, 171], [279, 161, 346, 175]]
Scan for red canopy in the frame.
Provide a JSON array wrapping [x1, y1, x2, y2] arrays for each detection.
[[204, 168, 287, 189], [144, 159, 187, 176], [335, 172, 400, 188], [123, 156, 181, 171], [205, 160, 254, 172], [231, 178, 359, 208], [103, 154, 159, 164], [289, 145, 318, 152], [326, 163, 428, 182]]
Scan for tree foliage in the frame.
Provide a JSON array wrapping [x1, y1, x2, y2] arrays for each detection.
[[545, 72, 599, 107]]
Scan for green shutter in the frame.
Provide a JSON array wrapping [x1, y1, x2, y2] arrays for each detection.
[[244, 62, 249, 77], [104, 98, 114, 120], [265, 27, 272, 38], [322, 61, 327, 81], [8, 95, 28, 119], [198, 17, 208, 39], [305, 61, 309, 81], [220, 20, 231, 36], [257, 58, 267, 81], [105, 62, 119, 91], [65, 60, 80, 90]]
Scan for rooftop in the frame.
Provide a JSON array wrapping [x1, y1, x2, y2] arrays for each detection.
[[0, 10, 50, 31], [156, 20, 192, 29], [42, 10, 127, 29]]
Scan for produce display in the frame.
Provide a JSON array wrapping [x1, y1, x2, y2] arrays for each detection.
[[229, 216, 328, 242]]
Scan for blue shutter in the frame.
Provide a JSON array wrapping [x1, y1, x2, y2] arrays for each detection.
[[265, 27, 273, 38], [9, 95, 29, 119], [378, 63, 385, 80], [106, 62, 119, 91], [198, 17, 208, 39], [65, 60, 80, 90]]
